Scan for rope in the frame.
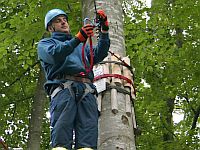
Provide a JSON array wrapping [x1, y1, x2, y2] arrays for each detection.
[[93, 73, 133, 85], [108, 51, 131, 68], [81, 36, 94, 76]]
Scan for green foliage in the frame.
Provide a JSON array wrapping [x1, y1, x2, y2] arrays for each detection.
[[124, 0, 200, 149], [0, 0, 81, 149], [1, 0, 199, 149]]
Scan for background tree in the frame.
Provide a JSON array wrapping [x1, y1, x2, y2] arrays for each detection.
[[124, 0, 200, 149], [0, 0, 81, 149], [27, 67, 46, 150]]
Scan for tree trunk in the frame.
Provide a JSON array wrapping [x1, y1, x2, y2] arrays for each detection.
[[191, 104, 200, 130], [152, 0, 178, 144], [163, 98, 174, 141], [82, 0, 136, 150], [27, 68, 46, 150]]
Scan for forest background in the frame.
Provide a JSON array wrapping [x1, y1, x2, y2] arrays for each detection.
[[0, 0, 199, 149]]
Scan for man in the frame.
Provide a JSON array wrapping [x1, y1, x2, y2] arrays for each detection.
[[37, 8, 110, 150]]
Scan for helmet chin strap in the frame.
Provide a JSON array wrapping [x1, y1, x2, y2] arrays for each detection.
[[52, 25, 56, 32], [48, 24, 56, 32]]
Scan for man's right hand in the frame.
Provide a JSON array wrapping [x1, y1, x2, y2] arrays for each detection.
[[76, 24, 94, 42]]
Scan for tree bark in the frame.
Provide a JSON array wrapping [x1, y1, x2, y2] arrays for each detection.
[[82, 0, 136, 150], [163, 98, 175, 141], [27, 68, 46, 150], [191, 104, 200, 130]]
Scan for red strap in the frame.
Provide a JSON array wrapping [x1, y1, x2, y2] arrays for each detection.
[[81, 36, 94, 75], [81, 42, 87, 70], [89, 37, 94, 71], [93, 74, 133, 85]]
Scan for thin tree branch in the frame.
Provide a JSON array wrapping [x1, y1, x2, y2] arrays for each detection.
[[3, 96, 34, 107], [0, 138, 8, 150], [19, 79, 27, 97], [8, 61, 39, 88], [191, 104, 200, 130], [160, 113, 177, 139], [184, 93, 196, 114]]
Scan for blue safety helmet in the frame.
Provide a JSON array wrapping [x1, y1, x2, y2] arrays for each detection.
[[45, 8, 68, 30]]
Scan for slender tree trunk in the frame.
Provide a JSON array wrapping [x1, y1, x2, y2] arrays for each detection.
[[191, 104, 200, 130], [82, 0, 136, 149], [163, 98, 175, 141], [27, 68, 46, 150], [151, 0, 176, 145]]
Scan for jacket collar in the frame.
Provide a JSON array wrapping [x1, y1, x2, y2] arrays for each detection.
[[51, 32, 73, 41]]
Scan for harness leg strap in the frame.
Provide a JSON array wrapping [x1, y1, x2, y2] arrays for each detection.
[[79, 83, 95, 102], [51, 81, 74, 98]]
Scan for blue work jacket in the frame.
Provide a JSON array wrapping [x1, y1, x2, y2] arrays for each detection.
[[37, 32, 110, 93]]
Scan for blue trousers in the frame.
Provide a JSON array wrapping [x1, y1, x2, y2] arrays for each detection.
[[50, 82, 98, 149]]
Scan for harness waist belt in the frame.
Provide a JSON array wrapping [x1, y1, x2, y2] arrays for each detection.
[[51, 81, 73, 98], [59, 75, 92, 83], [50, 80, 95, 99]]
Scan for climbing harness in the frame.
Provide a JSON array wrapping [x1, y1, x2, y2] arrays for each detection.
[[79, 83, 95, 102], [51, 79, 95, 101], [51, 81, 73, 98]]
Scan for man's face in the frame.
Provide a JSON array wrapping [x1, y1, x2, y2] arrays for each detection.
[[49, 15, 70, 33]]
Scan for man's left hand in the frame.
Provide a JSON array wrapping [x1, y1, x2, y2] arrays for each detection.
[[97, 9, 109, 31]]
